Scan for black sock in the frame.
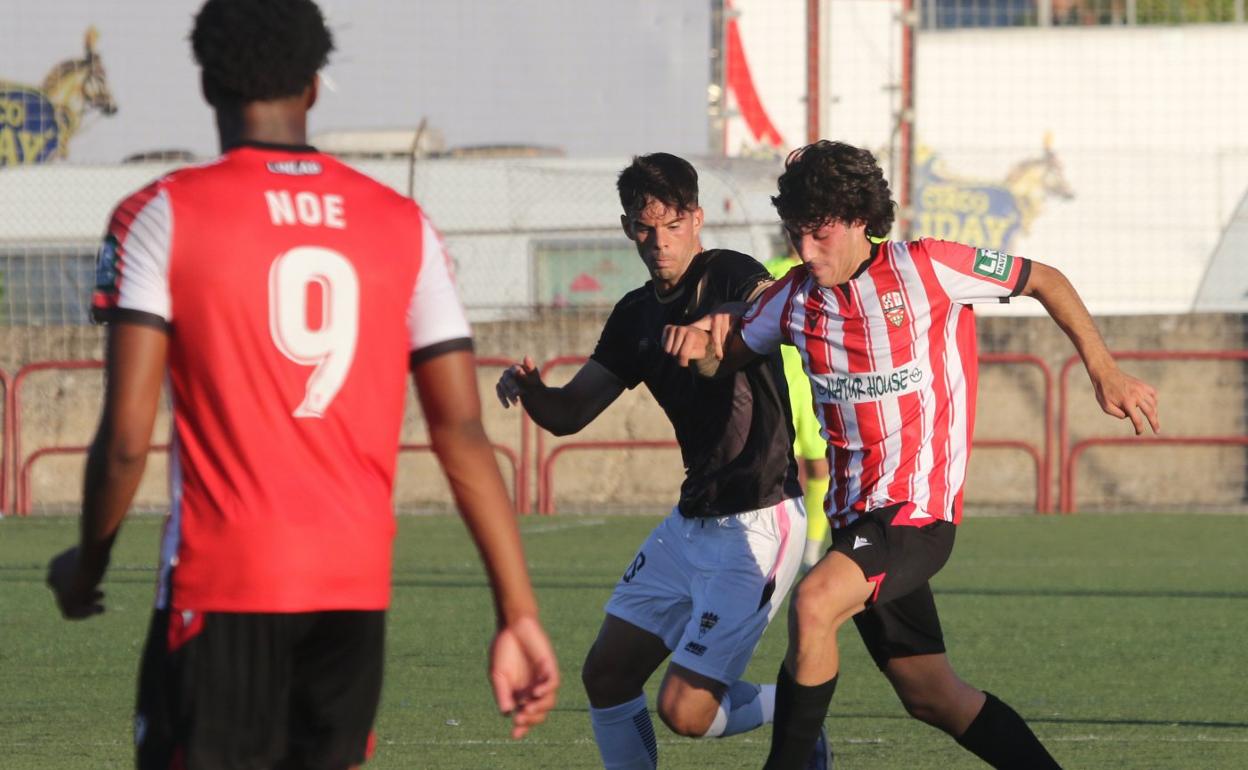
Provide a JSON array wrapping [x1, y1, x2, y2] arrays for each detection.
[[764, 663, 838, 770], [956, 691, 1062, 769]]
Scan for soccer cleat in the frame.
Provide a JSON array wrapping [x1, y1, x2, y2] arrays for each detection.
[[804, 725, 833, 770]]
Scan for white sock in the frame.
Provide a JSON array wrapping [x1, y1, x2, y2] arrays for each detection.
[[703, 681, 777, 738], [803, 539, 825, 569], [589, 694, 658, 769]]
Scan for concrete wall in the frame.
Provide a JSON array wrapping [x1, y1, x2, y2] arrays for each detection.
[[6, 312, 1244, 516]]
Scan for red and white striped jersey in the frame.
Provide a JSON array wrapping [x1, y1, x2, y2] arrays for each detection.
[[91, 143, 471, 613], [740, 239, 1030, 528]]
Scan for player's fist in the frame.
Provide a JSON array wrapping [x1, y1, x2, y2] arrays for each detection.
[[495, 356, 542, 408], [662, 324, 710, 368], [488, 615, 560, 739], [47, 546, 106, 620]]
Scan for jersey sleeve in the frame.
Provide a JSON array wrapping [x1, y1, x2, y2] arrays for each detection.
[[589, 299, 644, 389], [408, 213, 474, 364], [91, 184, 174, 329], [714, 250, 774, 304], [739, 269, 797, 355], [919, 238, 1031, 305]]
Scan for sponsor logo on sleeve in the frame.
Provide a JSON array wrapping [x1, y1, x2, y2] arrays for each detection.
[[972, 248, 1014, 281], [95, 235, 120, 290], [809, 362, 930, 405]]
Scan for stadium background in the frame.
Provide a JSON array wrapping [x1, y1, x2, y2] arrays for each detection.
[[1, 0, 1246, 518]]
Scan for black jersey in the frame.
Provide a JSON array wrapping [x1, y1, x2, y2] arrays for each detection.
[[590, 249, 802, 518]]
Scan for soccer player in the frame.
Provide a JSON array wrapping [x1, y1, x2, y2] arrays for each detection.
[[496, 153, 826, 769], [663, 140, 1160, 769], [764, 241, 832, 570], [45, 1, 559, 766]]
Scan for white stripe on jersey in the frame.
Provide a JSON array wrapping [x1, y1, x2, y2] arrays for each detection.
[[890, 245, 937, 516], [117, 189, 174, 322], [407, 214, 472, 352]]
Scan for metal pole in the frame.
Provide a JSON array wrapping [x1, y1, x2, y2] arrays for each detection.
[[708, 0, 728, 156], [899, 0, 916, 240], [406, 118, 428, 200], [1038, 0, 1054, 26], [807, 0, 820, 144]]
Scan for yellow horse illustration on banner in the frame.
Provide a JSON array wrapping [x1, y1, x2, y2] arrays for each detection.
[[913, 135, 1074, 252], [0, 27, 118, 166]]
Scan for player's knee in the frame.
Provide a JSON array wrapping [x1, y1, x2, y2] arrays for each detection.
[[581, 645, 639, 705], [790, 574, 846, 635], [656, 692, 717, 738]]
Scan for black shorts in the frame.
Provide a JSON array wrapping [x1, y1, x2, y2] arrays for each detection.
[[829, 503, 956, 669], [135, 608, 385, 770]]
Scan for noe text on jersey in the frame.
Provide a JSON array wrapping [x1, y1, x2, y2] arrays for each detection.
[[264, 190, 346, 229]]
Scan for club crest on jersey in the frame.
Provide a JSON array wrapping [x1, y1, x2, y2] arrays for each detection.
[[697, 612, 719, 639], [880, 290, 906, 327]]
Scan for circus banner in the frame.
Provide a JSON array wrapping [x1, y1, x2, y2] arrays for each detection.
[[0, 27, 117, 166]]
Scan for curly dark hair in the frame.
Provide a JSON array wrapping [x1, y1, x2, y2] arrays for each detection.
[[772, 141, 895, 238], [617, 153, 699, 215], [191, 0, 334, 107]]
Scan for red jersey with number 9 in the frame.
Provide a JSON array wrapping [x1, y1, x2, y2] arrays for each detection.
[[91, 143, 472, 613]]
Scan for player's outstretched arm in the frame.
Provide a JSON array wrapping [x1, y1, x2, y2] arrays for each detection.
[[48, 322, 168, 619], [495, 356, 624, 436], [415, 350, 560, 738], [662, 306, 760, 377], [1023, 261, 1160, 434]]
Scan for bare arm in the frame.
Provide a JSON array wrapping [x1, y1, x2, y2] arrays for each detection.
[[414, 350, 559, 738], [495, 357, 625, 436], [1023, 261, 1160, 434], [48, 321, 167, 619]]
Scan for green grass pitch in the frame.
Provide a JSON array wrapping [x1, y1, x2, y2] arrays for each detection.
[[2, 513, 1246, 768]]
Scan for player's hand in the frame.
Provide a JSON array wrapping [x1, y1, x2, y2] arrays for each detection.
[[495, 356, 542, 408], [46, 546, 106, 620], [662, 324, 710, 368], [488, 615, 560, 739], [1092, 367, 1160, 435], [704, 311, 737, 361]]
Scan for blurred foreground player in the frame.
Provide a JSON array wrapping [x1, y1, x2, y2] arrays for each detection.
[[46, 1, 558, 766], [664, 140, 1160, 769], [497, 153, 828, 768]]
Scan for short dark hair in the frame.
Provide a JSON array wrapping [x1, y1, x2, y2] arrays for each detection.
[[191, 0, 334, 107], [617, 153, 699, 215], [771, 141, 895, 238]]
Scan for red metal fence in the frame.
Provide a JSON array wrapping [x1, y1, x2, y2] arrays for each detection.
[[2, 349, 1243, 516], [1057, 350, 1248, 513], [7, 356, 533, 515]]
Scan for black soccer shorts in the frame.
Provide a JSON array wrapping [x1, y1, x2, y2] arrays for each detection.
[[828, 502, 957, 669], [135, 608, 385, 770]]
